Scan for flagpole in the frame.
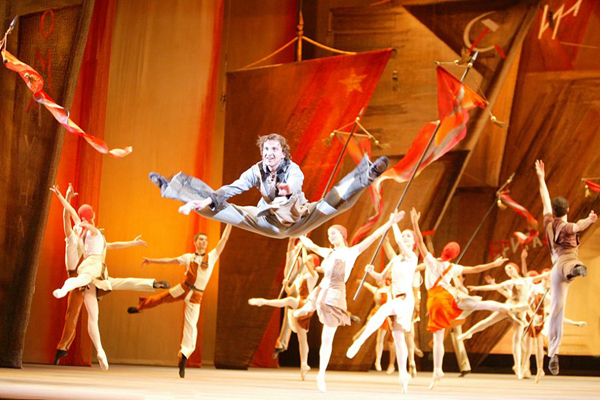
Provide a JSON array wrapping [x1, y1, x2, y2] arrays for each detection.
[[455, 172, 514, 264], [278, 108, 365, 299], [353, 52, 479, 301]]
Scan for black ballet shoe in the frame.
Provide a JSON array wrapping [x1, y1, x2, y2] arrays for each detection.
[[272, 347, 285, 359], [368, 156, 389, 180], [127, 307, 140, 314], [549, 355, 559, 375], [458, 370, 471, 377], [153, 280, 171, 289], [178, 355, 187, 378], [567, 265, 587, 280], [149, 172, 169, 190], [54, 349, 68, 365]]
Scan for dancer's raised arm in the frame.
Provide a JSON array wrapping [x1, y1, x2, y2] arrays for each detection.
[[535, 160, 552, 216], [50, 184, 80, 226], [461, 257, 507, 275], [214, 224, 232, 257], [299, 236, 330, 258], [410, 208, 429, 259], [354, 211, 403, 254], [62, 184, 78, 236]]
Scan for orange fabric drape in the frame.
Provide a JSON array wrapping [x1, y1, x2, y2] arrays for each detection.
[[23, 0, 117, 365]]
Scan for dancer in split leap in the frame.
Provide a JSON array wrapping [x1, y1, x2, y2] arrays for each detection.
[[293, 212, 403, 392], [248, 244, 320, 380], [535, 160, 596, 375], [346, 214, 420, 393], [148, 133, 389, 239], [50, 185, 149, 371], [127, 224, 232, 378], [410, 208, 523, 390], [52, 184, 169, 366]]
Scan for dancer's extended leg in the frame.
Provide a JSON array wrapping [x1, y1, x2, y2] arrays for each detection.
[[548, 269, 569, 360], [458, 311, 504, 340], [248, 297, 299, 308], [318, 326, 338, 392], [53, 274, 94, 299], [347, 302, 392, 358], [83, 285, 108, 371]]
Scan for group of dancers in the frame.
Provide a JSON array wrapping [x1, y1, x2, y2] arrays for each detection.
[[48, 133, 596, 393]]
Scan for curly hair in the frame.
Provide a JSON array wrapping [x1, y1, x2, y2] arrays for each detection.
[[257, 133, 291, 160]]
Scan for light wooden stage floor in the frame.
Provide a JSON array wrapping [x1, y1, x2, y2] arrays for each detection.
[[0, 364, 598, 400]]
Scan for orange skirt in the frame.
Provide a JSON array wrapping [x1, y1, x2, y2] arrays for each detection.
[[426, 286, 463, 333]]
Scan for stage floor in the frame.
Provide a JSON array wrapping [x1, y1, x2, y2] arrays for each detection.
[[0, 364, 598, 400]]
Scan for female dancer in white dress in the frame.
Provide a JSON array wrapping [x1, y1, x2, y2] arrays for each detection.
[[293, 211, 402, 392], [50, 185, 146, 370], [346, 215, 419, 393], [248, 247, 320, 380]]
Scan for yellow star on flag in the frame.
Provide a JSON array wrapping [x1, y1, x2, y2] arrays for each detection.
[[340, 69, 367, 94]]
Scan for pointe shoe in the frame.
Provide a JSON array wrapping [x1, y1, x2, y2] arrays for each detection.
[[346, 341, 362, 359], [386, 364, 396, 375], [316, 373, 327, 393], [375, 361, 382, 372], [368, 156, 390, 180], [408, 363, 417, 378], [97, 351, 109, 372], [522, 368, 532, 379], [549, 355, 559, 375], [535, 369, 545, 383], [248, 298, 265, 307], [414, 347, 424, 358], [272, 347, 285, 359], [399, 373, 411, 394], [300, 364, 311, 381], [429, 370, 444, 390], [53, 288, 67, 299]]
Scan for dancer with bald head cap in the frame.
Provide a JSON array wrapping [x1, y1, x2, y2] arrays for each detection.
[[410, 208, 519, 389]]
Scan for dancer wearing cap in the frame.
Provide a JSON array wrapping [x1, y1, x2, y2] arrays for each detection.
[[50, 185, 148, 371], [293, 212, 403, 392], [410, 208, 520, 389]]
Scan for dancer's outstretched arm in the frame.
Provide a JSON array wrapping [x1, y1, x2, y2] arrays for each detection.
[[142, 256, 185, 268], [410, 208, 429, 259], [520, 249, 528, 275], [299, 236, 330, 258], [383, 237, 397, 261], [62, 184, 77, 236], [392, 217, 417, 260], [215, 224, 233, 257], [468, 282, 506, 292], [354, 211, 403, 254], [362, 281, 378, 295], [365, 262, 389, 281], [535, 160, 552, 216], [301, 247, 318, 278], [462, 257, 507, 275], [573, 210, 597, 233], [50, 184, 81, 226], [107, 236, 148, 250]]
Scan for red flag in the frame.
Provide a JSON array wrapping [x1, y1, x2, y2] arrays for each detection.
[[380, 66, 486, 184], [352, 66, 485, 241], [585, 180, 600, 194], [1, 26, 131, 158], [499, 191, 539, 245]]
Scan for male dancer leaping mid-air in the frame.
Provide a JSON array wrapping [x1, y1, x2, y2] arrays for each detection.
[[535, 160, 596, 375], [127, 224, 232, 378], [148, 133, 388, 239]]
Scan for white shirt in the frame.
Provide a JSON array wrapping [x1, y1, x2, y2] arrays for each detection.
[[319, 246, 360, 287], [389, 253, 418, 296], [424, 253, 463, 291], [177, 249, 218, 291]]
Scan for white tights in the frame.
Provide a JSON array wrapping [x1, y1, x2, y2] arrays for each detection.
[[319, 325, 338, 378], [83, 284, 108, 370], [54, 274, 93, 298]]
